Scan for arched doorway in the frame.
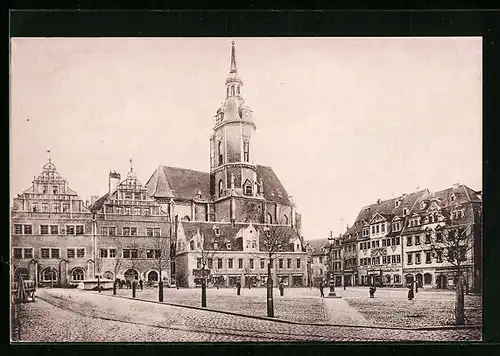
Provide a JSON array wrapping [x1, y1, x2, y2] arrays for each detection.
[[436, 275, 447, 289], [147, 270, 159, 282], [415, 273, 423, 288], [124, 269, 138, 282], [405, 274, 414, 285], [71, 268, 85, 281], [102, 271, 114, 280], [424, 273, 432, 285]]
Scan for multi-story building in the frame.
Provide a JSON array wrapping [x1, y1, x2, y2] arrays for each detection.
[[340, 230, 358, 287], [88, 166, 173, 284], [305, 239, 328, 287], [330, 234, 343, 287], [401, 184, 482, 292], [340, 185, 481, 291], [11, 158, 94, 287]]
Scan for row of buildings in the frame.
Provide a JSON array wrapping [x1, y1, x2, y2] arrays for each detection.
[[306, 185, 482, 292], [11, 42, 309, 289]]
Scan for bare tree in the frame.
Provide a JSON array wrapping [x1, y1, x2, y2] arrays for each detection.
[[111, 242, 122, 295], [192, 232, 220, 307], [146, 233, 170, 302], [427, 222, 476, 325], [257, 224, 293, 318]]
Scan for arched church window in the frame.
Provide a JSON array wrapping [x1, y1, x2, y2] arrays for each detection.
[[218, 180, 224, 198], [283, 215, 289, 225], [231, 86, 235, 96], [243, 141, 250, 162], [227, 87, 230, 98], [218, 141, 223, 166]]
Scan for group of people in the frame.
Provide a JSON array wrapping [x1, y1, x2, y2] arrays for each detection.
[[114, 278, 144, 290], [234, 280, 287, 296]]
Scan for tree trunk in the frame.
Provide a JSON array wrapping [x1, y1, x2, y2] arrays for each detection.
[[455, 274, 465, 325], [201, 277, 207, 308], [159, 271, 164, 302], [266, 261, 274, 317]]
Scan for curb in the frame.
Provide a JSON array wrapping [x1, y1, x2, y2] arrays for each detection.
[[96, 291, 481, 332]]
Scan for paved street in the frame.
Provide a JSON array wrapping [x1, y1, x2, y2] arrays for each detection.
[[13, 288, 481, 342]]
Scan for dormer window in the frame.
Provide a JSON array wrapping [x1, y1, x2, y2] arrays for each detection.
[[395, 200, 401, 208], [226, 242, 231, 250], [213, 225, 220, 236], [420, 201, 426, 209], [403, 208, 409, 216], [450, 194, 456, 202], [243, 180, 253, 196]]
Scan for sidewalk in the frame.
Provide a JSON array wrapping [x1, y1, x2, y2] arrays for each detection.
[[321, 296, 370, 326]]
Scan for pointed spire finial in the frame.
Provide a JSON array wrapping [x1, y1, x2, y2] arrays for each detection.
[[230, 41, 237, 73], [130, 158, 133, 172], [47, 149, 51, 163]]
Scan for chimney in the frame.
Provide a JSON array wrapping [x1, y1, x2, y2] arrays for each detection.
[[453, 182, 460, 189], [109, 170, 121, 195], [377, 199, 381, 205]]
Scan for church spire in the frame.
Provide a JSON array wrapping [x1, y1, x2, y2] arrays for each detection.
[[230, 41, 237, 73]]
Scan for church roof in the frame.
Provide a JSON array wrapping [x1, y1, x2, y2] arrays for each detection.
[[146, 164, 292, 205]]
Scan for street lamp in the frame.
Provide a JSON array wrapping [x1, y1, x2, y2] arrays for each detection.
[[327, 236, 341, 298]]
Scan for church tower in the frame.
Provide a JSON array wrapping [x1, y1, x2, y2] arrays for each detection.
[[210, 42, 258, 201]]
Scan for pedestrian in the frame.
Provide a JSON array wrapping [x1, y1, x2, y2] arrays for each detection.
[[236, 280, 241, 296], [408, 281, 415, 300], [415, 280, 419, 293], [279, 280, 285, 296], [319, 280, 325, 297], [139, 279, 143, 290]]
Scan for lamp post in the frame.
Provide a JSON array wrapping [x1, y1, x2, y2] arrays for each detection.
[[327, 236, 341, 298]]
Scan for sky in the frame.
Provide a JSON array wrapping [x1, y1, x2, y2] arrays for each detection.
[[10, 37, 482, 241]]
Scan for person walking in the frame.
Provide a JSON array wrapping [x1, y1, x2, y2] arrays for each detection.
[[236, 280, 241, 296], [139, 279, 143, 290], [319, 280, 325, 297], [408, 281, 415, 300], [278, 280, 285, 296]]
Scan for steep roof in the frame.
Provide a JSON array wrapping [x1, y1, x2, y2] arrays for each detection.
[[89, 193, 109, 212], [256, 165, 291, 205], [305, 238, 328, 255], [146, 164, 292, 205], [147, 166, 211, 201]]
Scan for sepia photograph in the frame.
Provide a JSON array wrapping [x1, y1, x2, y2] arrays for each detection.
[[10, 36, 482, 342]]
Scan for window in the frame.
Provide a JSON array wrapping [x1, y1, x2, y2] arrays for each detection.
[[228, 258, 233, 269], [415, 235, 420, 245], [425, 233, 431, 244], [436, 250, 443, 263], [382, 239, 386, 247], [14, 248, 23, 259], [41, 248, 50, 259], [287, 258, 291, 268], [130, 227, 137, 236], [382, 256, 387, 264], [42, 203, 48, 212], [394, 275, 401, 283], [154, 228, 160, 237], [249, 259, 254, 269], [32, 203, 38, 212], [407, 235, 413, 246], [130, 249, 138, 259], [77, 249, 85, 258], [66, 225, 75, 235], [68, 248, 76, 258], [218, 141, 223, 166], [436, 231, 443, 242], [14, 224, 23, 234], [392, 255, 396, 264], [244, 183, 253, 196], [381, 224, 385, 233], [76, 225, 84, 235], [371, 241, 375, 248], [218, 180, 223, 197], [123, 249, 131, 259], [62, 203, 70, 213], [134, 208, 141, 215], [146, 228, 153, 236], [53, 204, 60, 213], [371, 226, 375, 234], [319, 256, 323, 264], [278, 259, 284, 269], [72, 269, 85, 281], [407, 253, 413, 264], [208, 258, 213, 269], [117, 207, 122, 214], [147, 249, 161, 259], [426, 251, 432, 263], [42, 268, 57, 281], [243, 141, 250, 162], [261, 259, 265, 269], [252, 240, 257, 249], [24, 248, 33, 259], [100, 249, 108, 258], [218, 258, 223, 269], [246, 240, 250, 248], [297, 259, 301, 268], [415, 252, 421, 264], [24, 225, 32, 234], [396, 255, 401, 263], [376, 225, 380, 233], [50, 225, 59, 234], [395, 200, 401, 208], [238, 258, 243, 269], [51, 248, 60, 259], [125, 207, 131, 215], [101, 227, 108, 236], [189, 240, 195, 250], [359, 242, 363, 249], [109, 249, 116, 258], [123, 227, 130, 236], [450, 194, 456, 202]]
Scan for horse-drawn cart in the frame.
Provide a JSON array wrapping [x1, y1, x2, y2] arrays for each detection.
[[12, 278, 36, 304]]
